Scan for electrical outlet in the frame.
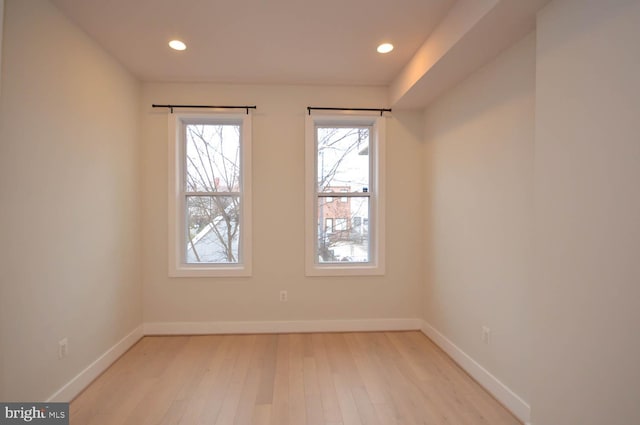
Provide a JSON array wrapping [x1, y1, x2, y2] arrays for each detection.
[[482, 326, 491, 344], [58, 338, 68, 359], [280, 290, 288, 302]]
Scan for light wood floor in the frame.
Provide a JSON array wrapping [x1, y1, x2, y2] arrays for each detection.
[[70, 331, 521, 425]]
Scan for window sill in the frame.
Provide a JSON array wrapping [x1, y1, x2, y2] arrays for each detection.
[[305, 264, 385, 277], [169, 265, 252, 278]]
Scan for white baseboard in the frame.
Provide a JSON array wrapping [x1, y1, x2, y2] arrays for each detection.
[[420, 321, 531, 424], [46, 325, 143, 402], [144, 318, 422, 335]]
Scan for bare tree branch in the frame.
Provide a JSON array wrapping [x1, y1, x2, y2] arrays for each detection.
[[184, 123, 242, 263]]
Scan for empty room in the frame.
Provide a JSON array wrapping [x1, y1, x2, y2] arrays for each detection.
[[1, 0, 639, 424]]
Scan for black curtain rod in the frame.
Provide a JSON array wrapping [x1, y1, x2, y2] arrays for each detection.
[[152, 104, 257, 114], [307, 106, 392, 116]]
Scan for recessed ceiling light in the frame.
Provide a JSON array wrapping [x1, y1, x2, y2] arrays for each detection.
[[168, 40, 187, 51], [377, 43, 394, 54]]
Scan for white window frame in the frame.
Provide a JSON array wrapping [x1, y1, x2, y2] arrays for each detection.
[[304, 113, 386, 276], [168, 112, 252, 277]]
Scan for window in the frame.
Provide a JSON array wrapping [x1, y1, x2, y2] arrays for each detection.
[[168, 113, 252, 277], [305, 114, 386, 276], [334, 218, 348, 232], [325, 218, 334, 233]]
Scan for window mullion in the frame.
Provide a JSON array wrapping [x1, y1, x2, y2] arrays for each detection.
[[318, 193, 370, 198], [185, 191, 241, 197]]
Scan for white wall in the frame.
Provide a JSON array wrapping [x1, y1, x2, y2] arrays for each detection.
[[0, 0, 141, 401], [532, 0, 640, 423], [0, 0, 4, 397], [423, 32, 535, 406], [141, 83, 425, 325], [0, 0, 4, 94]]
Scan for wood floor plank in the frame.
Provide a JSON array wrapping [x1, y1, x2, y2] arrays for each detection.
[[288, 334, 307, 425], [332, 371, 364, 425], [214, 335, 256, 425], [344, 333, 392, 405], [176, 335, 234, 425], [270, 334, 290, 425], [311, 333, 343, 424], [128, 337, 215, 425], [70, 331, 523, 425], [255, 334, 279, 405], [234, 335, 272, 425], [251, 404, 272, 425], [367, 333, 431, 425], [303, 356, 324, 425]]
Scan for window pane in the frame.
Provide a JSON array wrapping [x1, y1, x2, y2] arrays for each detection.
[[317, 127, 369, 193], [185, 124, 240, 192], [186, 196, 240, 264], [317, 196, 369, 263]]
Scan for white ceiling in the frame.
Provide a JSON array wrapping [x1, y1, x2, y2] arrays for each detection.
[[51, 0, 455, 86], [50, 0, 551, 108]]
